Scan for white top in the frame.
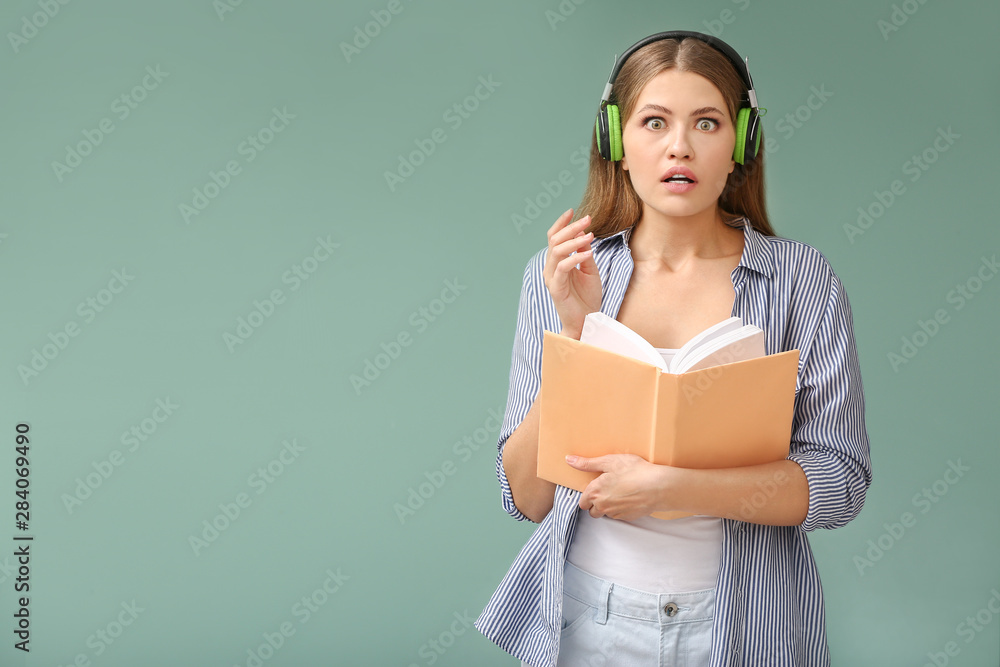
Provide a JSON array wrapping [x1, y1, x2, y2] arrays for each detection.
[[564, 347, 723, 593]]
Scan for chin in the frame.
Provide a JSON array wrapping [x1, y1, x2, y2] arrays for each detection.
[[644, 200, 714, 221]]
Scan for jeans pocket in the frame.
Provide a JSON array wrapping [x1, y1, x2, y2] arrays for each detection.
[[680, 616, 715, 667], [560, 593, 594, 636]]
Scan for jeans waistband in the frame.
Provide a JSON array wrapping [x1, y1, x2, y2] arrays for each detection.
[[563, 560, 716, 625]]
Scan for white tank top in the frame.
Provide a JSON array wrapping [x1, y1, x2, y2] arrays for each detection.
[[565, 347, 723, 593]]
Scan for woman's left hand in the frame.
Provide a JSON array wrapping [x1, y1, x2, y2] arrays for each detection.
[[565, 454, 677, 521]]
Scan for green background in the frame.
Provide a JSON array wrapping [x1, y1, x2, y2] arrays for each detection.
[[2, 0, 998, 664]]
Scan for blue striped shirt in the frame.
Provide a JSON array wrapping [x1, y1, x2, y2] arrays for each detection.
[[475, 218, 872, 666]]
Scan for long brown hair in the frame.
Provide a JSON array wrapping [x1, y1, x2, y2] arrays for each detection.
[[577, 36, 775, 238]]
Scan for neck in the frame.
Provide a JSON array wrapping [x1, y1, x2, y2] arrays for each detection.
[[628, 205, 743, 271]]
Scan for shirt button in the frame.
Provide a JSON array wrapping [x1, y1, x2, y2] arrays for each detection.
[[664, 602, 679, 617]]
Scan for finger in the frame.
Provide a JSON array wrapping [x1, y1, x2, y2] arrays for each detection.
[[546, 245, 590, 291], [575, 239, 599, 274], [546, 208, 574, 242], [566, 454, 608, 472], [550, 234, 594, 272], [550, 252, 592, 290], [544, 213, 585, 276], [554, 250, 593, 278], [579, 491, 600, 517], [548, 215, 592, 248], [550, 232, 594, 264], [544, 217, 591, 280]]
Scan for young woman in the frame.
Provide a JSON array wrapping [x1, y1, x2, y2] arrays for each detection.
[[476, 31, 871, 666]]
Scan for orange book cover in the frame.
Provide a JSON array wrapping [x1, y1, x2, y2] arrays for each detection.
[[537, 330, 799, 519]]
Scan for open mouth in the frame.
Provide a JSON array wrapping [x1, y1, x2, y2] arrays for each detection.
[[663, 176, 695, 184]]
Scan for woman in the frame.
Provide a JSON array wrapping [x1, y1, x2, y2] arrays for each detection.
[[476, 31, 871, 666]]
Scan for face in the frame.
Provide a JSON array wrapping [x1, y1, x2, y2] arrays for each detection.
[[620, 68, 736, 223]]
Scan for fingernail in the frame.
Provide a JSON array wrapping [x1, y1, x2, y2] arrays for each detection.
[[565, 455, 578, 464]]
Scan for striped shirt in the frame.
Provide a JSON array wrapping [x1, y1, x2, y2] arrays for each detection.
[[475, 217, 872, 667]]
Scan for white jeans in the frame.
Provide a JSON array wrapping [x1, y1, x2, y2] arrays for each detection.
[[523, 560, 716, 666]]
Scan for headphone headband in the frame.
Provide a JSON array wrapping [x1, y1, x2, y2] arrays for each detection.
[[600, 30, 757, 112]]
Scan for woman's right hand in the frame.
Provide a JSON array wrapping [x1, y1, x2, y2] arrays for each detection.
[[543, 208, 602, 339]]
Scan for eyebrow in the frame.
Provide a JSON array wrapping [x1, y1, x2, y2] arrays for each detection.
[[635, 104, 725, 117]]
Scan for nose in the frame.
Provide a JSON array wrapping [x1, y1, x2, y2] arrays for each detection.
[[666, 125, 692, 159]]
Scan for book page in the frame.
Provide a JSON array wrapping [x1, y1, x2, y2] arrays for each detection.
[[668, 317, 744, 373], [674, 328, 765, 373], [579, 311, 667, 370]]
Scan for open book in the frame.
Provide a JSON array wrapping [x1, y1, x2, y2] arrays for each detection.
[[537, 314, 799, 519], [580, 311, 765, 373]]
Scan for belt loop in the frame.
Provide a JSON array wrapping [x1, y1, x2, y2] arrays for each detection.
[[595, 581, 612, 625]]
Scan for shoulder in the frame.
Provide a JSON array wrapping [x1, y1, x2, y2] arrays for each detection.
[[742, 226, 857, 335], [767, 234, 836, 276], [527, 244, 548, 274], [759, 232, 844, 297], [516, 246, 548, 295]]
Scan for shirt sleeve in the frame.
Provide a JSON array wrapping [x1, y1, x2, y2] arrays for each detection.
[[495, 250, 547, 522], [787, 270, 873, 532]]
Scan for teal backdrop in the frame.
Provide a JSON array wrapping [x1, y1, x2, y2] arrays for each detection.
[[1, 0, 998, 665]]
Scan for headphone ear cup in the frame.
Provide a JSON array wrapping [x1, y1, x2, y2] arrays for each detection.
[[596, 110, 610, 160], [595, 105, 624, 161], [607, 105, 623, 161], [733, 106, 761, 165], [733, 107, 749, 165]]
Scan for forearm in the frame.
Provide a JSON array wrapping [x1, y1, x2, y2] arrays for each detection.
[[659, 459, 810, 526], [501, 396, 556, 523]]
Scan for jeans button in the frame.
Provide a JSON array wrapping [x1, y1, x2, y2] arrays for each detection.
[[664, 602, 679, 617]]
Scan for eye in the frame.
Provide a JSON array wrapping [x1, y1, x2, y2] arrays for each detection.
[[697, 117, 720, 131], [641, 116, 664, 130]]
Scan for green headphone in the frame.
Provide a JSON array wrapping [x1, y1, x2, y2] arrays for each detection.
[[595, 30, 765, 165]]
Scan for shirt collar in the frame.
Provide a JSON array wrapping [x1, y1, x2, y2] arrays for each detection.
[[599, 216, 775, 278]]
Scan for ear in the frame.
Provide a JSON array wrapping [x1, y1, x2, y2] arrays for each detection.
[[622, 154, 629, 171], [728, 160, 735, 174]]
